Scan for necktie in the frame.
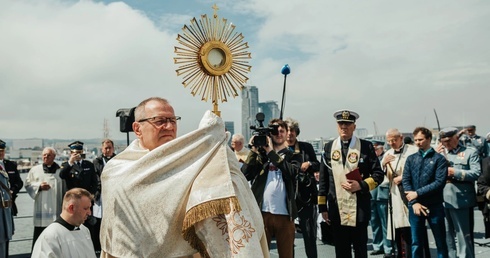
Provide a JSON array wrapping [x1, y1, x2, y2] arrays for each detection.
[[77, 161, 81, 167]]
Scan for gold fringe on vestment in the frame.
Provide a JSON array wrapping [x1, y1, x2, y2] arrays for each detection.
[[182, 197, 241, 258]]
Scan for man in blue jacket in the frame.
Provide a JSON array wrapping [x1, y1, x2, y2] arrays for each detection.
[[403, 127, 448, 258]]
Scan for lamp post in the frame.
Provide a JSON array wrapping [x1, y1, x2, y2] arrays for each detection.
[[279, 64, 290, 120]]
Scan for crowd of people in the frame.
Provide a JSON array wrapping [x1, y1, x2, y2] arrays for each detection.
[[1, 98, 490, 258]]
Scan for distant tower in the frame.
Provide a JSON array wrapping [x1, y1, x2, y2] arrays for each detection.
[[224, 121, 235, 144], [103, 118, 110, 139], [241, 86, 259, 141], [259, 101, 279, 126]]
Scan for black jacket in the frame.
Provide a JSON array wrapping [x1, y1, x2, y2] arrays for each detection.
[[289, 141, 320, 207], [318, 139, 384, 224], [92, 154, 115, 200], [4, 160, 23, 216], [93, 154, 115, 176], [60, 160, 98, 195], [241, 147, 301, 220]]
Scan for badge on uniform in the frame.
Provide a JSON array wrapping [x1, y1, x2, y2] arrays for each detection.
[[458, 152, 465, 159], [332, 150, 341, 161], [348, 153, 358, 163]]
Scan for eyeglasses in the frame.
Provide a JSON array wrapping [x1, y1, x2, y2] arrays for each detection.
[[138, 116, 181, 127], [386, 138, 400, 144]]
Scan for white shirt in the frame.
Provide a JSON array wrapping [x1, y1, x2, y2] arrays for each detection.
[[261, 164, 288, 215]]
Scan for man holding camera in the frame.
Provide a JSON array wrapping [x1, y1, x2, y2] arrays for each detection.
[[318, 110, 384, 258], [436, 127, 480, 258], [242, 118, 300, 258], [284, 118, 319, 258], [60, 141, 98, 195]]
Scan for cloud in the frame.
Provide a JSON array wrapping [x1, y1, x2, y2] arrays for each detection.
[[1, 0, 489, 142], [238, 0, 490, 137], [0, 0, 202, 139]]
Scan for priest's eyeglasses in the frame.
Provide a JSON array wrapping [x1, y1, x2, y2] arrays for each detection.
[[138, 116, 181, 127]]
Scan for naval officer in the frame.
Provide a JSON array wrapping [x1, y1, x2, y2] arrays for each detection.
[[318, 110, 384, 258]]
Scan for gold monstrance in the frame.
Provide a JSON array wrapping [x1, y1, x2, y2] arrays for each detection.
[[174, 4, 252, 117]]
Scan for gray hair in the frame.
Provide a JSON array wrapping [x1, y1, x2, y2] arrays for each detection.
[[386, 128, 402, 137], [43, 147, 56, 156], [232, 133, 246, 144], [134, 97, 170, 121], [284, 117, 300, 134]]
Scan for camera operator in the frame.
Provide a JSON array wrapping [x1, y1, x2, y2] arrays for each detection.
[[241, 118, 301, 258], [284, 118, 319, 258]]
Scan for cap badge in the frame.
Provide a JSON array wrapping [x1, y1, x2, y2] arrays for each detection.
[[342, 111, 350, 120]]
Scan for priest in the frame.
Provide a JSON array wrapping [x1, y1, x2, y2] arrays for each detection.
[[100, 97, 268, 258]]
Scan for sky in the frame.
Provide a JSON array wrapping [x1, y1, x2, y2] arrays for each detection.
[[1, 0, 489, 142]]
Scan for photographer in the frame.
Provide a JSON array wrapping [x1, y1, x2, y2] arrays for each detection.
[[241, 118, 301, 258], [284, 118, 319, 258], [60, 141, 98, 195]]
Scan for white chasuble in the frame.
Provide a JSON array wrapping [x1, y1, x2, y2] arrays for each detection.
[[331, 136, 361, 227], [100, 111, 268, 258]]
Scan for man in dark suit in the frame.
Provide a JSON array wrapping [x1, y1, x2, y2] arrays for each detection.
[[92, 139, 116, 253], [477, 156, 490, 238], [285, 118, 320, 258], [0, 139, 23, 216], [318, 110, 384, 258]]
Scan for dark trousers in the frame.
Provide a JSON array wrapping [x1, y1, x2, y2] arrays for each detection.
[[262, 212, 295, 258], [395, 226, 431, 258], [32, 226, 47, 251], [409, 204, 448, 258], [395, 227, 411, 258], [298, 205, 318, 258], [91, 217, 102, 252], [331, 221, 369, 258]]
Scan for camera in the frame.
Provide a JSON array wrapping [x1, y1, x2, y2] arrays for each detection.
[[249, 112, 279, 147]]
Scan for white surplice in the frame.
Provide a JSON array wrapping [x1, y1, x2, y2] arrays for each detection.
[[25, 164, 65, 227]]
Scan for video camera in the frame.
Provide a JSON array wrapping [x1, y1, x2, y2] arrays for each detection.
[[249, 112, 279, 148]]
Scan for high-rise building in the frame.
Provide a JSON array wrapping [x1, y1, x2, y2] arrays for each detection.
[[224, 121, 235, 144], [241, 86, 259, 141], [258, 101, 280, 126]]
